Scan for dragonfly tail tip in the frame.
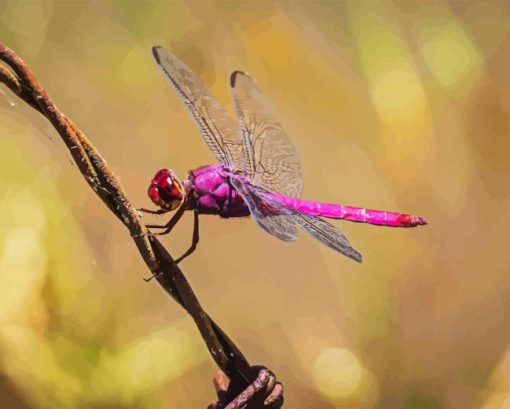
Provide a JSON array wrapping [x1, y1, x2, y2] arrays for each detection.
[[417, 216, 428, 226]]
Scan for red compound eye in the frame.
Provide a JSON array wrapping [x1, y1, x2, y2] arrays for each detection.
[[147, 169, 184, 210], [148, 186, 160, 202]]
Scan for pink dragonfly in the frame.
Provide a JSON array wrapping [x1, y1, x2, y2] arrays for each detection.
[[143, 46, 427, 264]]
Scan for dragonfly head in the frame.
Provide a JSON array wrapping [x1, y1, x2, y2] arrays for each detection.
[[148, 169, 185, 211]]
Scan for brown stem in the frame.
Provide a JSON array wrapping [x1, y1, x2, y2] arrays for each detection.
[[225, 369, 270, 409], [0, 43, 283, 408]]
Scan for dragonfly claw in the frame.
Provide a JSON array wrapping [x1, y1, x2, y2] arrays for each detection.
[[137, 207, 169, 215], [147, 230, 169, 237], [143, 271, 162, 282]]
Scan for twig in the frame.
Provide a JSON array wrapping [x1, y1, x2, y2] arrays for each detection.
[[225, 369, 271, 409], [0, 43, 283, 408]]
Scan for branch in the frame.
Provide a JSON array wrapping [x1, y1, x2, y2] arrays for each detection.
[[0, 43, 283, 408]]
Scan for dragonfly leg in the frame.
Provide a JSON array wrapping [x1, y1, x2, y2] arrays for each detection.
[[146, 205, 186, 236], [137, 207, 170, 215], [143, 270, 162, 283], [174, 209, 200, 264], [143, 208, 197, 282]]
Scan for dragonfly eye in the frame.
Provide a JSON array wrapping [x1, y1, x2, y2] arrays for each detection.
[[148, 169, 184, 210], [148, 186, 160, 203]]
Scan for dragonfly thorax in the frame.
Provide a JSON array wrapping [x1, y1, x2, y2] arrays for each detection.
[[148, 168, 185, 210]]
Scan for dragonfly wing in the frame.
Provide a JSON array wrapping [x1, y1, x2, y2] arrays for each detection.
[[237, 181, 362, 262], [292, 213, 363, 262], [230, 177, 298, 242], [153, 46, 251, 173], [230, 71, 303, 197]]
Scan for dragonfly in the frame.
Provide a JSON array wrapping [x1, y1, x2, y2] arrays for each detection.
[[142, 46, 427, 264]]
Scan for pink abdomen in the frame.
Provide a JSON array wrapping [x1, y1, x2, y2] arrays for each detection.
[[272, 195, 427, 227]]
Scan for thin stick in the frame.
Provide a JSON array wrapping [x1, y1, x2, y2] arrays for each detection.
[[0, 43, 283, 408]]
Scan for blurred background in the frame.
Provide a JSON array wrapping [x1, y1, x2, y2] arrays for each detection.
[[0, 1, 509, 408]]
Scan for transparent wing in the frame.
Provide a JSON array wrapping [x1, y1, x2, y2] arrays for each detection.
[[293, 213, 363, 262], [153, 46, 251, 173], [230, 177, 298, 242], [233, 180, 362, 262], [230, 71, 303, 197]]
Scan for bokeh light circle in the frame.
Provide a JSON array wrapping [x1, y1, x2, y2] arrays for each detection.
[[312, 347, 364, 402]]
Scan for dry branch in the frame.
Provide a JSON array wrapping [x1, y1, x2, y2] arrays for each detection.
[[0, 43, 283, 409]]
